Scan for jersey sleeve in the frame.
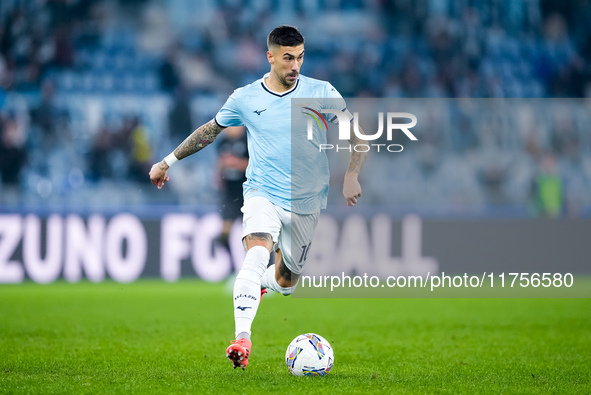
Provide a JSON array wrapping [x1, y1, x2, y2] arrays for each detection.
[[214, 92, 243, 128], [323, 83, 352, 124]]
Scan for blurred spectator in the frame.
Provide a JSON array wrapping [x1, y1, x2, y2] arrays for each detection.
[[52, 25, 74, 68], [540, 13, 586, 97], [530, 154, 562, 217], [550, 112, 580, 160], [0, 54, 9, 89], [214, 126, 248, 250], [125, 116, 153, 182], [168, 86, 193, 141], [450, 103, 479, 153], [29, 79, 69, 150], [159, 46, 180, 91], [0, 113, 27, 186], [87, 125, 114, 182]]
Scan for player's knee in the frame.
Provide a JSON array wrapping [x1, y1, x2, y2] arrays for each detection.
[[245, 232, 273, 250]]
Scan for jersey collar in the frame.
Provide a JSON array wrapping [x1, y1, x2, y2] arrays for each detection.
[[261, 73, 299, 97]]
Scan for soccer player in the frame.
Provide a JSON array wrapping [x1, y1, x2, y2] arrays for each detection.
[[214, 126, 249, 251], [149, 25, 366, 370]]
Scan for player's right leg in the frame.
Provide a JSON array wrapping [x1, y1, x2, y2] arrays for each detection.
[[226, 196, 279, 370]]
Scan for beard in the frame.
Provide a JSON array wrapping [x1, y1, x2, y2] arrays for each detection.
[[279, 72, 298, 88]]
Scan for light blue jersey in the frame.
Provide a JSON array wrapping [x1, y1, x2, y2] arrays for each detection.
[[215, 73, 346, 214]]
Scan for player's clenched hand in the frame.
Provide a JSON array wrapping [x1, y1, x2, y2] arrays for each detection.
[[343, 172, 362, 207], [149, 161, 170, 189]]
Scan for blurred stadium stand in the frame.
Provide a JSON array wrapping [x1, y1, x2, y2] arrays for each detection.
[[0, 0, 590, 217]]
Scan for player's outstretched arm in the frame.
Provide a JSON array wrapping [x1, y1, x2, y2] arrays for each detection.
[[149, 119, 225, 189], [343, 123, 367, 207]]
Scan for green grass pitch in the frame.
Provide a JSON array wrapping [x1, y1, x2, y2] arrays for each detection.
[[1, 280, 590, 394]]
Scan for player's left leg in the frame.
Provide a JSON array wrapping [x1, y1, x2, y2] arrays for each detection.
[[261, 210, 319, 295]]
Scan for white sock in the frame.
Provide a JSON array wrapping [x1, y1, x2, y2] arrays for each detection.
[[261, 264, 294, 296], [233, 246, 270, 339]]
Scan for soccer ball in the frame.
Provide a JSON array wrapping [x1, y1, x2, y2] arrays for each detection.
[[285, 333, 334, 376]]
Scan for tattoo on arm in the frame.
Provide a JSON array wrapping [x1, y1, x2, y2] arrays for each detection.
[[347, 123, 367, 174], [158, 161, 168, 171], [247, 233, 273, 243], [173, 119, 224, 160]]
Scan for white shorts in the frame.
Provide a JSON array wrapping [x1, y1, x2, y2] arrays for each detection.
[[241, 196, 319, 275]]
